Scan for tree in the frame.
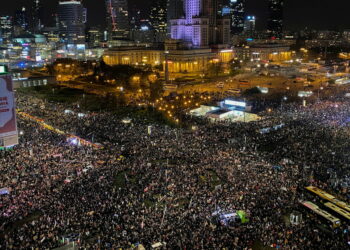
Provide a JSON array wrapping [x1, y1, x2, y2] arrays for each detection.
[[154, 63, 164, 72], [208, 62, 223, 77], [244, 87, 262, 96], [149, 80, 164, 101], [228, 59, 243, 76]]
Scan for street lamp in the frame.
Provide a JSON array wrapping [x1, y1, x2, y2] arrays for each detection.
[[200, 73, 205, 83], [164, 50, 170, 84], [281, 96, 287, 110], [318, 86, 323, 100]]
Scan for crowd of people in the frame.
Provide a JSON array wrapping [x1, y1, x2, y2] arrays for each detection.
[[0, 92, 350, 249]]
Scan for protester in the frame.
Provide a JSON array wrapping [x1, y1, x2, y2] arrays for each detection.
[[0, 93, 349, 249]]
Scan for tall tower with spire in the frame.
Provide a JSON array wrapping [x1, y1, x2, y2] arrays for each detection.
[[267, 0, 284, 38], [31, 0, 42, 32], [105, 0, 130, 40]]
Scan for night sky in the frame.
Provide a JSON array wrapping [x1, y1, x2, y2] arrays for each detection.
[[0, 0, 349, 31]]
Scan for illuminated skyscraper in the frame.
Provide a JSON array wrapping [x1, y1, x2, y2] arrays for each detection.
[[57, 1, 87, 44], [150, 0, 167, 42], [167, 0, 184, 34], [0, 16, 13, 42], [129, 6, 141, 31], [203, 0, 219, 44], [170, 0, 230, 47], [105, 0, 130, 39], [88, 27, 104, 48], [244, 15, 255, 35], [230, 0, 245, 34], [31, 0, 42, 32], [267, 0, 284, 38], [14, 7, 29, 31]]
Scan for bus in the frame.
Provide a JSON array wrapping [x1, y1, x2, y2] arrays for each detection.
[[324, 202, 350, 221], [163, 84, 178, 91], [227, 88, 241, 94], [305, 186, 350, 212], [301, 201, 341, 228]]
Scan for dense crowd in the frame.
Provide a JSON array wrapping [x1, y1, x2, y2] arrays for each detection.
[[1, 93, 350, 249]]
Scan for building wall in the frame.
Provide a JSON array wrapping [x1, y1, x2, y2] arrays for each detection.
[[0, 16, 13, 41], [58, 1, 86, 44], [170, 0, 230, 47], [217, 50, 235, 63], [104, 47, 233, 74], [230, 0, 245, 34], [167, 0, 184, 34], [267, 0, 284, 38], [216, 17, 230, 45], [103, 49, 163, 66], [166, 49, 215, 73], [234, 44, 291, 62], [105, 0, 130, 39]]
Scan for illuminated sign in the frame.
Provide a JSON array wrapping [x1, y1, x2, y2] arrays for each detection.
[[220, 49, 233, 53], [224, 100, 246, 107]]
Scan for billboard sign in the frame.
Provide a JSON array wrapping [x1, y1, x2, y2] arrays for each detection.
[[222, 99, 247, 111], [224, 100, 246, 108], [0, 74, 18, 147]]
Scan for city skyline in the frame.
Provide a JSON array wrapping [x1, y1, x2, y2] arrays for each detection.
[[0, 0, 349, 30]]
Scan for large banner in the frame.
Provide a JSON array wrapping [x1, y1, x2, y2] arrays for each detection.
[[0, 74, 18, 147]]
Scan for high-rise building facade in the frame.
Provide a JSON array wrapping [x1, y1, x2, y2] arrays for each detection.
[[167, 0, 184, 34], [14, 7, 29, 32], [87, 28, 102, 48], [230, 0, 245, 34], [0, 16, 13, 41], [31, 0, 42, 33], [203, 0, 220, 44], [105, 0, 130, 40], [129, 6, 141, 31], [244, 16, 255, 35], [170, 0, 230, 47], [150, 0, 167, 42], [150, 0, 167, 33], [57, 1, 87, 44], [267, 0, 284, 38]]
